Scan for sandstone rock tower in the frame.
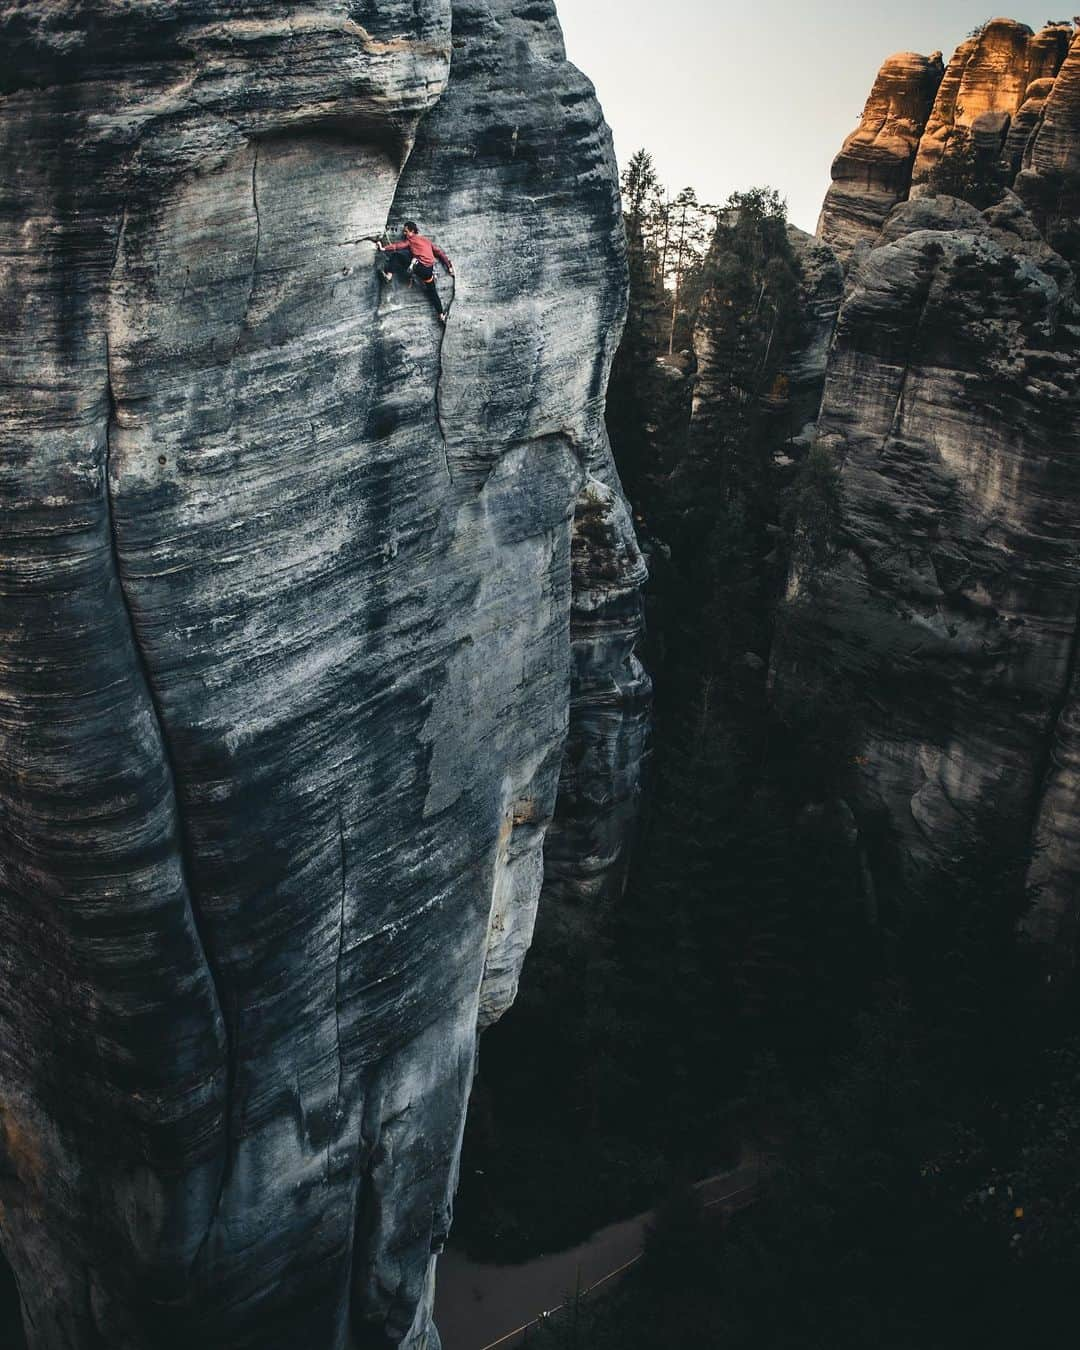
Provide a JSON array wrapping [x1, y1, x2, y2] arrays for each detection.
[[794, 21, 1080, 958], [0, 2, 646, 1345]]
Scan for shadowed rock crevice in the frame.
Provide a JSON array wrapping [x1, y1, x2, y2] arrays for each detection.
[[104, 253, 240, 1281], [102, 339, 234, 1273], [235, 144, 262, 351]]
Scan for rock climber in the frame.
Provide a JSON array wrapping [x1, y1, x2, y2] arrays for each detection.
[[377, 222, 455, 324]]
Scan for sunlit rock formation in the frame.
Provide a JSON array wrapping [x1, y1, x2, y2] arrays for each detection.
[[792, 22, 1080, 958], [817, 51, 944, 263], [0, 2, 643, 1346], [911, 19, 1072, 183], [819, 20, 1077, 265]]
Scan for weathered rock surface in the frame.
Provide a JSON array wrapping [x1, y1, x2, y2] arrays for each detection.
[[911, 20, 1071, 184], [817, 51, 944, 263], [820, 21, 1077, 265], [1002, 77, 1056, 177], [784, 227, 844, 440], [792, 21, 1080, 957], [539, 455, 651, 918], [1019, 29, 1080, 177], [0, 3, 643, 1347]]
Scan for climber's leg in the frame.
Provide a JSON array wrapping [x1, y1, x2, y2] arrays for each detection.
[[380, 250, 412, 282], [414, 263, 443, 318]]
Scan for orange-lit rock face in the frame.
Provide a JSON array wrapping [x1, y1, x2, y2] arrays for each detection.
[[912, 20, 1072, 181], [816, 51, 944, 260], [1022, 30, 1080, 175], [800, 19, 1080, 962], [1003, 77, 1056, 176], [819, 21, 1078, 264]]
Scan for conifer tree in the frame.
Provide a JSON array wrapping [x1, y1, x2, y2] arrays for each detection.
[[608, 149, 671, 511]]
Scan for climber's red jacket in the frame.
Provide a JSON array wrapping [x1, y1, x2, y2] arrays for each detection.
[[383, 234, 452, 270]]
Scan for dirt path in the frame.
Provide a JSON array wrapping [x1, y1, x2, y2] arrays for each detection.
[[433, 1162, 760, 1350]]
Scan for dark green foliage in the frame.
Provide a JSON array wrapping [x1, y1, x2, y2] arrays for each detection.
[[606, 152, 673, 511], [671, 188, 800, 517], [784, 443, 841, 589], [537, 813, 1080, 1350], [664, 186, 718, 353], [605, 189, 876, 1154], [924, 127, 1006, 209]]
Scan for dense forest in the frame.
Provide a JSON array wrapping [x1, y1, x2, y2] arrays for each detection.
[[453, 151, 1080, 1346]]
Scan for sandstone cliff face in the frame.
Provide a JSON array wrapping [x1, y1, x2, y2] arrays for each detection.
[[819, 21, 1076, 264], [539, 458, 650, 918], [0, 3, 642, 1347], [911, 19, 1072, 183], [817, 51, 944, 263], [783, 227, 845, 440], [1019, 29, 1080, 177], [793, 23, 1080, 958]]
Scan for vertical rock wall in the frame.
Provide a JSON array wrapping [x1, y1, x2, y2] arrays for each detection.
[[540, 454, 651, 916], [0, 3, 644, 1346], [790, 22, 1080, 958]]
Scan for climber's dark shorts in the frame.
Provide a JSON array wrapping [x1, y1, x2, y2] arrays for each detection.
[[381, 251, 442, 312]]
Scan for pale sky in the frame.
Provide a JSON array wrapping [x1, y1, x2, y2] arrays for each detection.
[[556, 2, 1062, 232]]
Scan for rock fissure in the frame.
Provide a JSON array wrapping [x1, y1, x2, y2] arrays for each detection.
[[333, 808, 347, 1131], [881, 251, 940, 455], [433, 309, 454, 485], [235, 141, 261, 349], [102, 336, 234, 1272], [189, 999, 237, 1277]]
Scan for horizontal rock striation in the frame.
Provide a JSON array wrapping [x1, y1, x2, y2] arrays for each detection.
[[912, 19, 1072, 183], [1018, 29, 1080, 177], [794, 21, 1080, 959], [817, 51, 944, 263], [1003, 77, 1056, 177], [820, 21, 1078, 266], [0, 2, 644, 1347]]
